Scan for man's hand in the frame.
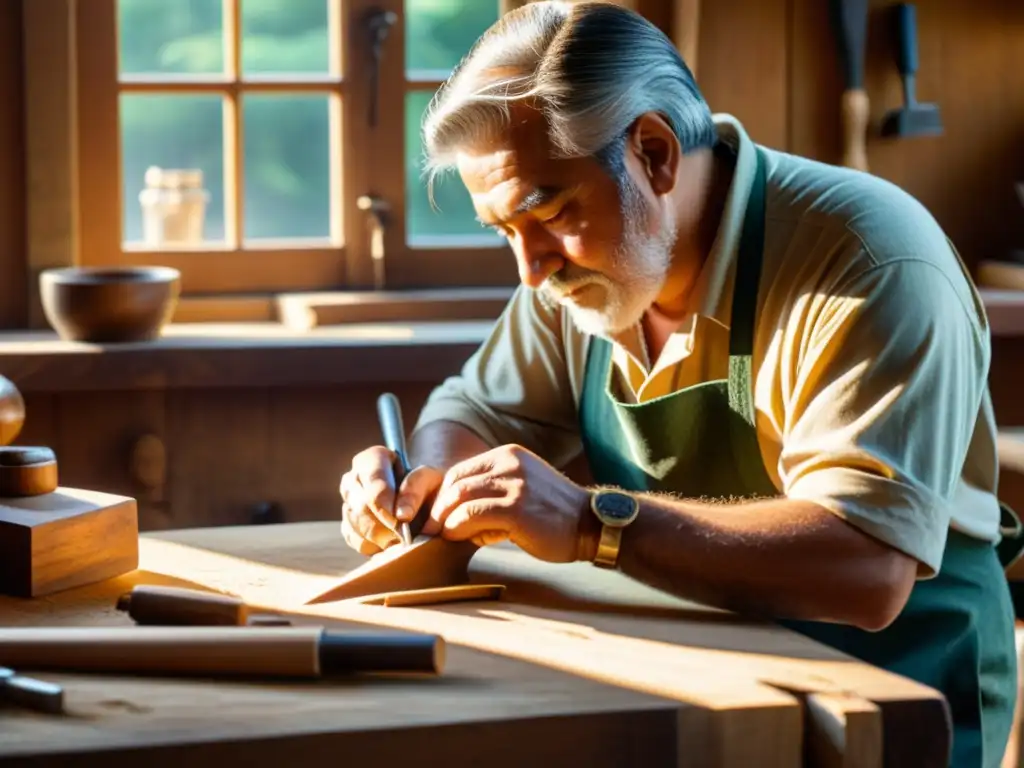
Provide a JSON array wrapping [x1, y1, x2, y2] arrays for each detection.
[[425, 444, 591, 562], [339, 446, 444, 556]]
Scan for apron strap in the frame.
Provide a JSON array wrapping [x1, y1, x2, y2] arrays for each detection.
[[727, 147, 768, 426]]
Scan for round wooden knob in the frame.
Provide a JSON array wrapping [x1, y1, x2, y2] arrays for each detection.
[[0, 446, 58, 497], [0, 375, 25, 447]]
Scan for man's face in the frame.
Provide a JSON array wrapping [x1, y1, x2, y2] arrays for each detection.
[[455, 107, 678, 336]]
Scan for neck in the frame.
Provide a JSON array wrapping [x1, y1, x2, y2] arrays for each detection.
[[651, 143, 736, 318]]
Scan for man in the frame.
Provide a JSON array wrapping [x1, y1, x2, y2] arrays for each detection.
[[338, 2, 1018, 765]]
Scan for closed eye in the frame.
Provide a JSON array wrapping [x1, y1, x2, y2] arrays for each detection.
[[542, 204, 574, 228]]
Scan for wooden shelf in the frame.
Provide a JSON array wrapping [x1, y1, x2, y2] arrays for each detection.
[[0, 321, 491, 393]]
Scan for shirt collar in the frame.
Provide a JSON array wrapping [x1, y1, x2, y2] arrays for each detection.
[[605, 112, 759, 363], [690, 113, 760, 330]]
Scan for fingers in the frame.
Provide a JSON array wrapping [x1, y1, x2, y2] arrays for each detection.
[[340, 450, 403, 553], [395, 466, 443, 523], [439, 500, 514, 543], [471, 530, 510, 548], [352, 447, 398, 528], [423, 474, 502, 536], [341, 509, 382, 556]]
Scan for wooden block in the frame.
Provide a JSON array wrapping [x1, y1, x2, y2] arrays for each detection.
[[0, 487, 139, 598], [305, 535, 478, 605]]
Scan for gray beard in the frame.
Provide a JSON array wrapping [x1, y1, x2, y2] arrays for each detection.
[[544, 177, 677, 338]]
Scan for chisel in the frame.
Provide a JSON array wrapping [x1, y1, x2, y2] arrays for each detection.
[[377, 392, 414, 547]]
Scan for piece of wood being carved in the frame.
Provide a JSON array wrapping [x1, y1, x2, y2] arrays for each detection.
[[359, 583, 506, 607], [305, 536, 478, 605]]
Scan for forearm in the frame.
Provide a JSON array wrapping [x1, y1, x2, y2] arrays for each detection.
[[583, 494, 916, 631], [409, 419, 493, 473]]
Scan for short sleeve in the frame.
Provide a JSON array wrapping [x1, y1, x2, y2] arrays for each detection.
[[779, 258, 990, 576], [413, 286, 584, 469]]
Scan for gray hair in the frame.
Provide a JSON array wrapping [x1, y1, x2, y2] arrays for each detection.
[[421, 1, 716, 194]]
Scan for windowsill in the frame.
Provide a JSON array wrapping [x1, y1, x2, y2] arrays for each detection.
[[0, 321, 492, 392], [979, 289, 1024, 336], [4, 287, 1023, 394]]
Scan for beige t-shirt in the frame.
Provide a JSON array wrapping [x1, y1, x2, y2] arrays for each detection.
[[414, 113, 1000, 578]]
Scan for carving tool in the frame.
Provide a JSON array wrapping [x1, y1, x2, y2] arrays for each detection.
[[377, 392, 415, 547], [0, 626, 445, 678], [0, 666, 64, 714], [881, 3, 942, 138], [116, 584, 290, 627], [828, 0, 870, 170]]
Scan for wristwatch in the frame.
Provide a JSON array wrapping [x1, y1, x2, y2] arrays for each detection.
[[589, 489, 640, 569]]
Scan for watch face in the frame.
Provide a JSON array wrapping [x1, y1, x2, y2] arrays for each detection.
[[594, 491, 638, 526]]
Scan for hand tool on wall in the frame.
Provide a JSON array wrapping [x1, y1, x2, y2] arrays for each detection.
[[117, 585, 290, 627], [0, 626, 445, 678], [377, 392, 416, 547], [0, 666, 64, 714], [881, 3, 943, 138], [828, 0, 871, 171]]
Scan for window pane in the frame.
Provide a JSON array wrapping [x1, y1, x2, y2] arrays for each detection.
[[121, 94, 225, 246], [405, 90, 502, 246], [241, 0, 330, 75], [118, 0, 224, 76], [242, 94, 333, 241], [405, 0, 500, 77]]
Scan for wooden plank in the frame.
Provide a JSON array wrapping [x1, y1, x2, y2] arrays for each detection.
[[697, 0, 789, 150], [91, 521, 945, 766], [0, 322, 489, 393], [23, 0, 79, 329], [0, 522, 810, 767], [51, 390, 168, 530], [0, 1, 27, 330], [165, 389, 271, 528], [672, 0, 701, 77], [275, 287, 513, 330], [266, 384, 434, 522], [804, 692, 883, 768], [172, 296, 277, 324]]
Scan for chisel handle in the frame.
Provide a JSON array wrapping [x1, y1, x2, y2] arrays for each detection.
[[377, 392, 413, 545], [894, 4, 918, 77]]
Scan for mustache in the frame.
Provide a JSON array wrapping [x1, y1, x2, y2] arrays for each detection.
[[542, 267, 607, 296]]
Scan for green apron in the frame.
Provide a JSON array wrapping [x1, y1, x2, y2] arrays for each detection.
[[577, 147, 1018, 768]]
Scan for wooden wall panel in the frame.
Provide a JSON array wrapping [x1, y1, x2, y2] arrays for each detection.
[[697, 0, 790, 151], [53, 390, 168, 526], [790, 0, 1024, 271], [0, 2, 27, 329], [266, 383, 435, 522]]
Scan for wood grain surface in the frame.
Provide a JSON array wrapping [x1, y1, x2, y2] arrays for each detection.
[[0, 521, 949, 768]]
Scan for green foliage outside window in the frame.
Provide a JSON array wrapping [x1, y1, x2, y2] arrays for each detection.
[[117, 0, 501, 245]]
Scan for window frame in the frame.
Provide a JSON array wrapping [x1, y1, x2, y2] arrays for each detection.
[[74, 0, 518, 297]]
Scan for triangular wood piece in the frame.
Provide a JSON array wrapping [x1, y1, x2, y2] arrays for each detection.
[[304, 536, 478, 605]]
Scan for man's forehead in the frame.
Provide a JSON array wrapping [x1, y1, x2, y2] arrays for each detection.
[[454, 110, 581, 220]]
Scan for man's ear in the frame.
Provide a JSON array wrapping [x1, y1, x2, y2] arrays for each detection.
[[626, 112, 679, 196]]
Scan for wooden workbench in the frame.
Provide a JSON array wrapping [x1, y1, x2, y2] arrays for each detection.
[[0, 521, 950, 767]]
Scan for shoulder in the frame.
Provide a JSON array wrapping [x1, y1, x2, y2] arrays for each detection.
[[759, 147, 988, 339]]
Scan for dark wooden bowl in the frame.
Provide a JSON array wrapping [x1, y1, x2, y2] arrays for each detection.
[[39, 266, 181, 343]]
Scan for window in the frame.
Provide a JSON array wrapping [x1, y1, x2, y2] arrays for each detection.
[[75, 0, 517, 296]]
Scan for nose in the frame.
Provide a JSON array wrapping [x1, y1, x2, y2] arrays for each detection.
[[511, 230, 564, 289]]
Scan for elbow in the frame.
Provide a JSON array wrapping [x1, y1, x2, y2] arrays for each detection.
[[847, 550, 918, 632]]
